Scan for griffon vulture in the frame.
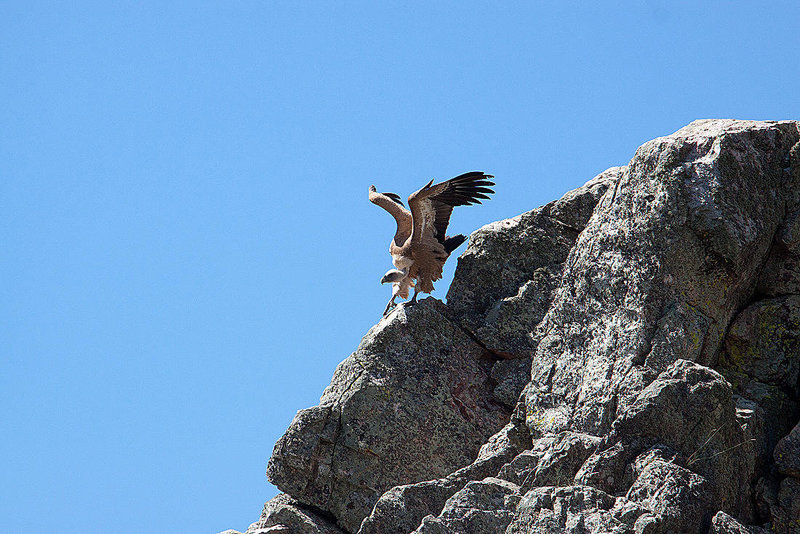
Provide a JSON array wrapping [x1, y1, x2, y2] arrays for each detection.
[[369, 171, 495, 316]]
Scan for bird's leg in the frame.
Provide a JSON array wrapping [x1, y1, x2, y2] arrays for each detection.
[[405, 287, 420, 307], [382, 296, 397, 316]]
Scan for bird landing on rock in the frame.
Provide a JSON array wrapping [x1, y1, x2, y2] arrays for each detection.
[[368, 171, 495, 316]]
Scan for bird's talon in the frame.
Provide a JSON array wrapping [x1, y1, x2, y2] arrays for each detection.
[[382, 301, 397, 317]]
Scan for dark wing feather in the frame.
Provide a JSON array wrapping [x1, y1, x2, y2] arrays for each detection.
[[421, 172, 495, 245], [430, 171, 495, 207]]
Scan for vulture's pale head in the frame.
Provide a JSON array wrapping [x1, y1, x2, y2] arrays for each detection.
[[380, 269, 407, 284]]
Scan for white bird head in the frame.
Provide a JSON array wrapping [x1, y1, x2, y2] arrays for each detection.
[[380, 269, 407, 284]]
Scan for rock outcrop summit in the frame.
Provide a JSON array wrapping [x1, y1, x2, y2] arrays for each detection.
[[227, 120, 800, 534]]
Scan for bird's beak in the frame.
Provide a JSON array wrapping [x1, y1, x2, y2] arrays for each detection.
[[369, 185, 377, 192]]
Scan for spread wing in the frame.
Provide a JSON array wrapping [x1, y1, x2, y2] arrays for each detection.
[[407, 171, 495, 245], [369, 185, 412, 245]]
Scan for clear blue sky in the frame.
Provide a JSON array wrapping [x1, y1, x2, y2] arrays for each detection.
[[2, 2, 797, 532]]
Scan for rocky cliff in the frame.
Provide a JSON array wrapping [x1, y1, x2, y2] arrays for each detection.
[[228, 120, 800, 534]]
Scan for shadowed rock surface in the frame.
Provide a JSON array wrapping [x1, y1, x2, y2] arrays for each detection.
[[224, 120, 800, 534]]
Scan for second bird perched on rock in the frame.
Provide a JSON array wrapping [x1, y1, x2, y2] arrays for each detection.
[[369, 171, 495, 316]]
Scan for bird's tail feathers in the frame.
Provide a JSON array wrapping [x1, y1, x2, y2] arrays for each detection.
[[443, 234, 467, 254]]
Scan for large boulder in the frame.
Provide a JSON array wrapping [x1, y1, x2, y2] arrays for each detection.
[[526, 119, 800, 438], [413, 477, 521, 534], [506, 485, 623, 534], [242, 494, 346, 534], [357, 407, 531, 534], [576, 361, 753, 512], [266, 299, 509, 532]]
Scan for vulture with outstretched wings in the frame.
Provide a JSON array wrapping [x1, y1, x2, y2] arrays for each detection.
[[369, 171, 495, 316]]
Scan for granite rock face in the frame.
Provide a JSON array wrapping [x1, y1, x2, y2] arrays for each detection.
[[576, 360, 754, 513], [266, 299, 510, 533], [446, 166, 621, 359], [226, 120, 800, 534], [527, 120, 799, 438], [357, 409, 531, 534]]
